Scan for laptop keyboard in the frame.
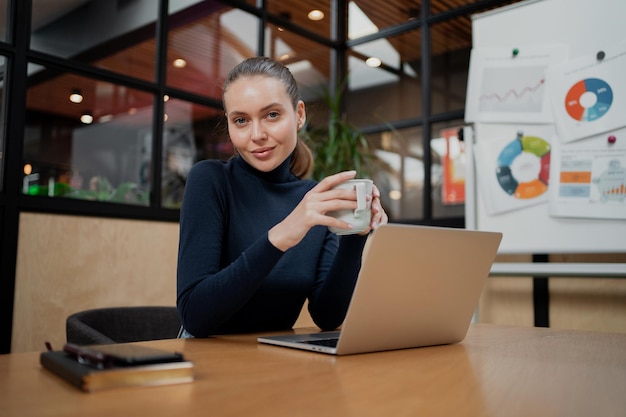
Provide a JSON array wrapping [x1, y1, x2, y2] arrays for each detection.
[[304, 338, 339, 348]]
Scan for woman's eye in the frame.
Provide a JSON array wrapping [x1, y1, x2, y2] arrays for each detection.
[[267, 111, 279, 119], [233, 117, 246, 125]]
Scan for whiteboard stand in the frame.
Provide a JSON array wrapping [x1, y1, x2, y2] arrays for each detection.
[[465, 0, 626, 327], [490, 262, 626, 278]]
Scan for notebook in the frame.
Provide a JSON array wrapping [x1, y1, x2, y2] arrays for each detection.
[[257, 223, 502, 355]]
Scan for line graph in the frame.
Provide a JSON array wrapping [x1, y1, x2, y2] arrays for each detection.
[[481, 79, 544, 102], [479, 66, 547, 113]]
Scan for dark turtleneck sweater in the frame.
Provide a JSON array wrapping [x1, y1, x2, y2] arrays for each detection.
[[176, 155, 367, 337]]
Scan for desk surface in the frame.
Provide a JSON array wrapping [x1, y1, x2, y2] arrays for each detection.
[[1, 324, 625, 417]]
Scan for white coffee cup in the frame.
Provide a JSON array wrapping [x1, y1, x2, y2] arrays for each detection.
[[328, 179, 373, 235]]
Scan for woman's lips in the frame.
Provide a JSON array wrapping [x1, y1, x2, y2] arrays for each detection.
[[251, 147, 275, 160]]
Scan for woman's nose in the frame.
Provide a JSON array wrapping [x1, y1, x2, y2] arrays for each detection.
[[251, 121, 266, 140]]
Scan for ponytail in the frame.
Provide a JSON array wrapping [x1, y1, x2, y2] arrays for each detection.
[[290, 138, 314, 179]]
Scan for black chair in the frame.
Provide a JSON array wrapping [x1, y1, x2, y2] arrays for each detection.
[[66, 306, 181, 345]]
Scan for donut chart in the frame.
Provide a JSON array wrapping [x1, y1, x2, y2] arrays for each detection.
[[496, 136, 550, 199], [565, 78, 613, 122]]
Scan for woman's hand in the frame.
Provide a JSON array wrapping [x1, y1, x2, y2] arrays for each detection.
[[359, 183, 388, 236], [269, 171, 388, 251], [269, 170, 357, 251]]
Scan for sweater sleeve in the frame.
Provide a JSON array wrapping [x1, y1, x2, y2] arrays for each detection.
[[308, 233, 368, 330], [176, 162, 284, 337]]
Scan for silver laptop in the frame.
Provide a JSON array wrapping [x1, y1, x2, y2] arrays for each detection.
[[257, 223, 502, 355]]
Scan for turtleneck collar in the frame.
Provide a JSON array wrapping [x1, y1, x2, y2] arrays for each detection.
[[234, 153, 296, 183]]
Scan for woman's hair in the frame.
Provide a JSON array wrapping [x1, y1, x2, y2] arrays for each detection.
[[223, 56, 314, 178]]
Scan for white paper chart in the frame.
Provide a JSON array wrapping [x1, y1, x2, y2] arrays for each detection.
[[473, 124, 555, 216], [465, 44, 568, 124], [545, 40, 626, 144], [549, 127, 626, 219]]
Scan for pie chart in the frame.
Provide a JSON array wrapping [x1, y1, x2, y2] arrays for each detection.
[[565, 78, 613, 122], [496, 135, 550, 199]]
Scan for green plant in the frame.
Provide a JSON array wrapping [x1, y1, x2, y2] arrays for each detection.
[[302, 84, 373, 181], [28, 176, 150, 205]]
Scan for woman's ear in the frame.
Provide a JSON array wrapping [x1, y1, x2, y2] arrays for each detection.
[[296, 100, 306, 130]]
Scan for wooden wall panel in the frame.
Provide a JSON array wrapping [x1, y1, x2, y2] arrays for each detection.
[[478, 255, 535, 327], [549, 253, 626, 333], [550, 278, 626, 332], [13, 213, 179, 353]]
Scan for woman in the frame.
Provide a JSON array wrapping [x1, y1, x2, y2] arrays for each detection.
[[177, 56, 388, 337]]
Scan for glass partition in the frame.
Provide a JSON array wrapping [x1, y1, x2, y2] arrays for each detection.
[[365, 125, 424, 222], [265, 23, 330, 100], [167, 3, 258, 98], [267, 0, 332, 39], [430, 17, 472, 114], [349, 0, 417, 36], [346, 28, 421, 128], [161, 98, 226, 208], [31, 0, 158, 81], [14, 0, 478, 219], [431, 120, 466, 219], [24, 65, 154, 205]]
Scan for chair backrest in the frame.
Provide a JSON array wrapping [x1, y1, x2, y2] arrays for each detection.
[[66, 306, 181, 345]]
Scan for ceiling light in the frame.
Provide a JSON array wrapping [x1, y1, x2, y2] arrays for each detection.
[[80, 113, 93, 124], [173, 58, 187, 68], [366, 57, 382, 67], [307, 10, 324, 21], [69, 89, 83, 103]]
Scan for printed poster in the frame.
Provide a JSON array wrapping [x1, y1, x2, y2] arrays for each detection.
[[549, 127, 626, 219], [465, 45, 568, 123], [545, 39, 626, 143], [473, 124, 555, 216], [441, 127, 466, 205]]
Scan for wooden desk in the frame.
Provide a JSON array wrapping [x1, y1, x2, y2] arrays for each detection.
[[1, 324, 625, 417]]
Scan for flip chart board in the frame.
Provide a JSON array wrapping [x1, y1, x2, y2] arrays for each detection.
[[465, 0, 626, 254]]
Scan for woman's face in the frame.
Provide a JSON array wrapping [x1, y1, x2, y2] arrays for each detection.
[[224, 75, 306, 172]]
